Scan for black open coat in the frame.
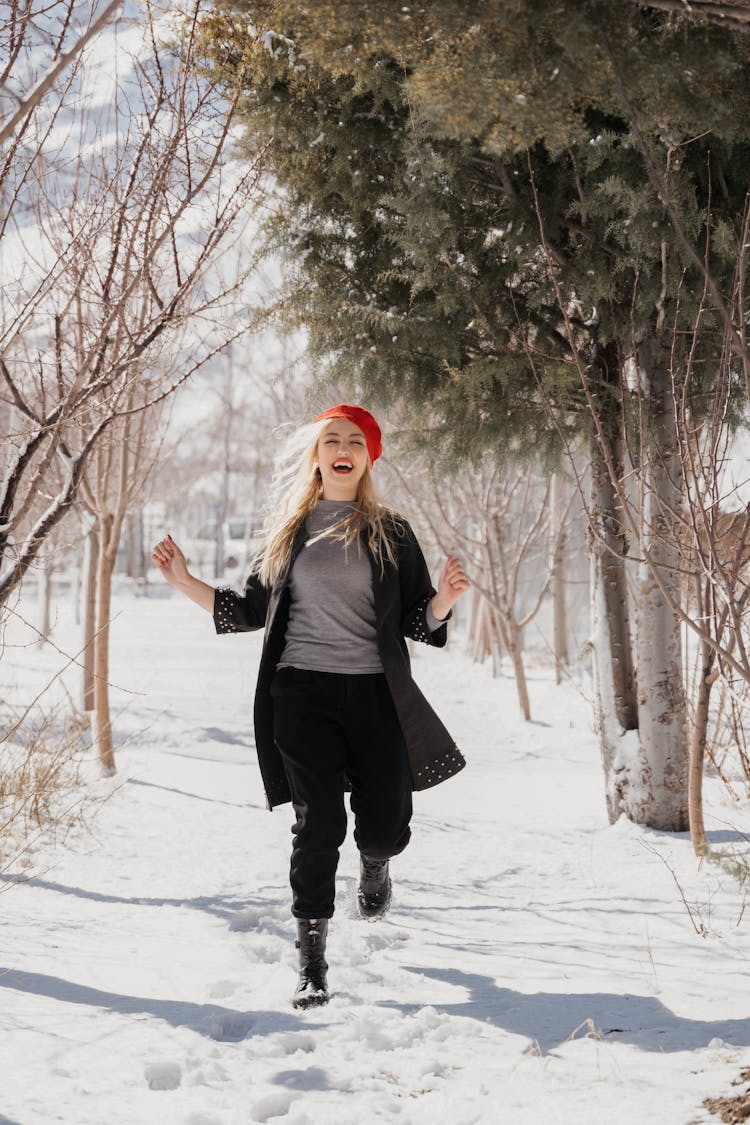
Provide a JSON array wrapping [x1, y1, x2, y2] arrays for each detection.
[[213, 517, 466, 809]]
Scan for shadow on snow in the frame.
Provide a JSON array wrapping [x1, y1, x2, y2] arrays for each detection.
[[381, 965, 750, 1054], [0, 967, 316, 1041], [0, 874, 287, 931], [125, 776, 264, 810]]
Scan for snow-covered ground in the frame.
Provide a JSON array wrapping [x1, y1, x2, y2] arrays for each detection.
[[2, 582, 750, 1125]]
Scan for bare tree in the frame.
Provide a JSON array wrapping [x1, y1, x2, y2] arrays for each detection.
[[0, 0, 270, 613], [385, 452, 572, 721], [671, 321, 750, 854], [526, 180, 750, 837], [161, 327, 310, 580], [0, 0, 122, 147], [76, 388, 163, 769], [550, 470, 571, 684]]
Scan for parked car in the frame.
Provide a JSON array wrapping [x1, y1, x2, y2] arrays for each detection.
[[181, 517, 262, 578]]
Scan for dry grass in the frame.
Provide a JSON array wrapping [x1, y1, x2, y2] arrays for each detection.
[[0, 700, 93, 870], [705, 1071, 750, 1124]]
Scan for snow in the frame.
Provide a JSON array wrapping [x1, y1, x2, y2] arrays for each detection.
[[2, 581, 750, 1124]]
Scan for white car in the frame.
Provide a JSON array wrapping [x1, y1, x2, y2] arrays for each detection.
[[181, 517, 261, 578]]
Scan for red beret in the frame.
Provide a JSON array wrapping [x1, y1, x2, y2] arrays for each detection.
[[313, 403, 383, 464]]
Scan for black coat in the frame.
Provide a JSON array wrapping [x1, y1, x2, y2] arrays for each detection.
[[213, 516, 466, 809]]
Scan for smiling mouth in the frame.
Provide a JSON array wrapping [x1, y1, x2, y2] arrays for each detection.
[[333, 461, 354, 473]]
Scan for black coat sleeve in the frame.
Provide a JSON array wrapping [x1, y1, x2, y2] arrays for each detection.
[[396, 520, 450, 648], [213, 572, 271, 634]]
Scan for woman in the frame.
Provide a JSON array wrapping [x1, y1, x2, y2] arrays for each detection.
[[152, 404, 469, 1009]]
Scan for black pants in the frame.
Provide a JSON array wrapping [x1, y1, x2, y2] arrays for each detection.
[[270, 667, 413, 919]]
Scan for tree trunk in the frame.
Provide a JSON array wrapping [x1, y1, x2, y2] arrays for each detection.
[[506, 617, 531, 721], [589, 419, 639, 824], [689, 623, 713, 856], [469, 582, 501, 671], [82, 524, 99, 712], [474, 597, 490, 667], [126, 509, 145, 579], [94, 515, 116, 772], [634, 350, 688, 831], [489, 604, 505, 678], [74, 538, 84, 627], [468, 584, 483, 662], [38, 560, 53, 645], [215, 350, 234, 578], [550, 471, 569, 684]]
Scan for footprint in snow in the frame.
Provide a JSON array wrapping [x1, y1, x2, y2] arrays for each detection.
[[207, 980, 237, 1000], [250, 1090, 299, 1122], [201, 1012, 255, 1041], [273, 1066, 330, 1092], [365, 930, 409, 952], [270, 1031, 316, 1056], [245, 940, 284, 964], [144, 1060, 182, 1090], [229, 905, 288, 933], [337, 927, 410, 968]]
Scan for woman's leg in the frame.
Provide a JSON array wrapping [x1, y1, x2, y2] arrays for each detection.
[[271, 668, 349, 919], [343, 674, 413, 861]]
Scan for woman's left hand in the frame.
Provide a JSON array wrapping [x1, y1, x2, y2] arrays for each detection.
[[431, 555, 470, 620]]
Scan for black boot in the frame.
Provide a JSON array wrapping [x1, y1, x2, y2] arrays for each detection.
[[293, 918, 329, 1009], [357, 855, 392, 921]]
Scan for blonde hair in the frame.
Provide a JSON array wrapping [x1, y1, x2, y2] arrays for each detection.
[[254, 419, 400, 587]]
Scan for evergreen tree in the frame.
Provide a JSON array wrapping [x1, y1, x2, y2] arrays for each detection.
[[197, 2, 750, 830]]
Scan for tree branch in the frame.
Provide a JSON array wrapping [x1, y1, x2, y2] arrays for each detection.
[[0, 0, 122, 147]]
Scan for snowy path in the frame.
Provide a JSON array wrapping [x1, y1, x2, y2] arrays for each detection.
[[3, 587, 750, 1125]]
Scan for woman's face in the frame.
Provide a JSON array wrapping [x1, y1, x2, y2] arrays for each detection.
[[317, 420, 369, 500]]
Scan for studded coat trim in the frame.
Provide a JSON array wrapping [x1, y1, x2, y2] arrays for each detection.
[[213, 516, 466, 809]]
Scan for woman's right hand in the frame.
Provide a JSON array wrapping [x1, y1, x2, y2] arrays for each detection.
[[151, 534, 190, 588]]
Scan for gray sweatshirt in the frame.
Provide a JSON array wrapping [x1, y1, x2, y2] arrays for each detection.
[[277, 500, 441, 675]]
